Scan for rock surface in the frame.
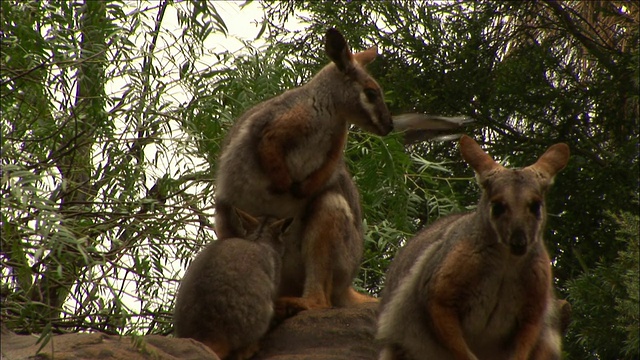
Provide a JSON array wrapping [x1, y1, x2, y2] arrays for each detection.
[[1, 302, 380, 360], [256, 302, 380, 359], [1, 330, 220, 360]]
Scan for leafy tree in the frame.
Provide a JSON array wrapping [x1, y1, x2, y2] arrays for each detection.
[[566, 209, 639, 359], [1, 0, 230, 337]]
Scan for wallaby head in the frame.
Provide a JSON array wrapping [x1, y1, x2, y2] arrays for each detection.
[[323, 28, 393, 136], [234, 208, 292, 254], [459, 135, 570, 256]]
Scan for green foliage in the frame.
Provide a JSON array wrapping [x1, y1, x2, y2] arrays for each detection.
[[1, 0, 230, 336], [565, 210, 640, 359]]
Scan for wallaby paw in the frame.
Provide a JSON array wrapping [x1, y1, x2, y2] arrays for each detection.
[[344, 287, 378, 305], [274, 296, 331, 319], [274, 298, 301, 319]]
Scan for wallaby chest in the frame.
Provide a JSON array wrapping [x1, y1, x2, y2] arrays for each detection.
[[459, 248, 529, 340]]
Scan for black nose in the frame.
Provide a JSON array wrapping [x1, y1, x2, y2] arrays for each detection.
[[509, 230, 528, 256], [381, 122, 393, 135], [510, 243, 527, 256]]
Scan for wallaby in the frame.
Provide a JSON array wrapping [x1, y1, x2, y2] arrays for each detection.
[[377, 135, 570, 360], [214, 28, 392, 314], [173, 209, 292, 360]]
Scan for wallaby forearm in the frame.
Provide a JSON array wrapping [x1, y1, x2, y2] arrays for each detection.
[[294, 130, 347, 197]]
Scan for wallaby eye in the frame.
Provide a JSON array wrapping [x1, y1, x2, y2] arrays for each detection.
[[491, 201, 506, 218], [363, 88, 378, 102], [529, 201, 542, 217]]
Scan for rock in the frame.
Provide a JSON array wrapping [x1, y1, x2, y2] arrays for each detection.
[[1, 328, 219, 360], [256, 302, 380, 359], [1, 303, 379, 360]]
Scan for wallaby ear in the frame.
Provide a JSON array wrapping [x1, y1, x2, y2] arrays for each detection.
[[325, 28, 353, 72], [271, 217, 294, 235], [528, 143, 570, 181], [459, 135, 501, 177], [353, 46, 378, 66], [235, 208, 259, 234]]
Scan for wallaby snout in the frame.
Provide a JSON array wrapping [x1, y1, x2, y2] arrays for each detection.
[[508, 228, 528, 256], [379, 111, 394, 135], [353, 109, 393, 137], [374, 111, 394, 136], [489, 192, 545, 257]]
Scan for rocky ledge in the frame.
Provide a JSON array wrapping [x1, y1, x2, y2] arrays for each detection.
[[1, 302, 380, 360]]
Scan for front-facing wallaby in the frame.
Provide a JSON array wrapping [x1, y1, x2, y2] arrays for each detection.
[[377, 135, 570, 360], [173, 210, 292, 360], [215, 28, 392, 314]]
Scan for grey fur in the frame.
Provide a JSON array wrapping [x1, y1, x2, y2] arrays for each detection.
[[173, 214, 291, 358]]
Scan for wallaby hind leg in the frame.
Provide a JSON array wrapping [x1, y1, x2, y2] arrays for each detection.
[[276, 211, 334, 315], [277, 191, 369, 315]]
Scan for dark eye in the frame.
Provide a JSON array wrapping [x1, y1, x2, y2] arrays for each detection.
[[529, 201, 542, 217], [491, 201, 506, 218], [364, 88, 378, 102]]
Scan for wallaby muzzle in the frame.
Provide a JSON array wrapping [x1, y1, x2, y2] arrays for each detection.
[[378, 118, 394, 136], [509, 228, 528, 256]]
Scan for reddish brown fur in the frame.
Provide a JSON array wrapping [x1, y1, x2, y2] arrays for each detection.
[[296, 129, 347, 198], [428, 240, 485, 360], [258, 105, 313, 194], [514, 252, 552, 360], [205, 340, 232, 359], [276, 189, 367, 314], [353, 46, 377, 65]]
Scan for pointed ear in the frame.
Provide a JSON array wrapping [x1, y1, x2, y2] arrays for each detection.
[[353, 46, 378, 66], [459, 135, 501, 177], [234, 208, 259, 234], [325, 28, 353, 72], [527, 143, 570, 181], [271, 217, 294, 235]]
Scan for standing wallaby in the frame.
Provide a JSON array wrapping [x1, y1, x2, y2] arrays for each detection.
[[377, 135, 570, 360], [215, 28, 392, 314], [173, 210, 292, 360]]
